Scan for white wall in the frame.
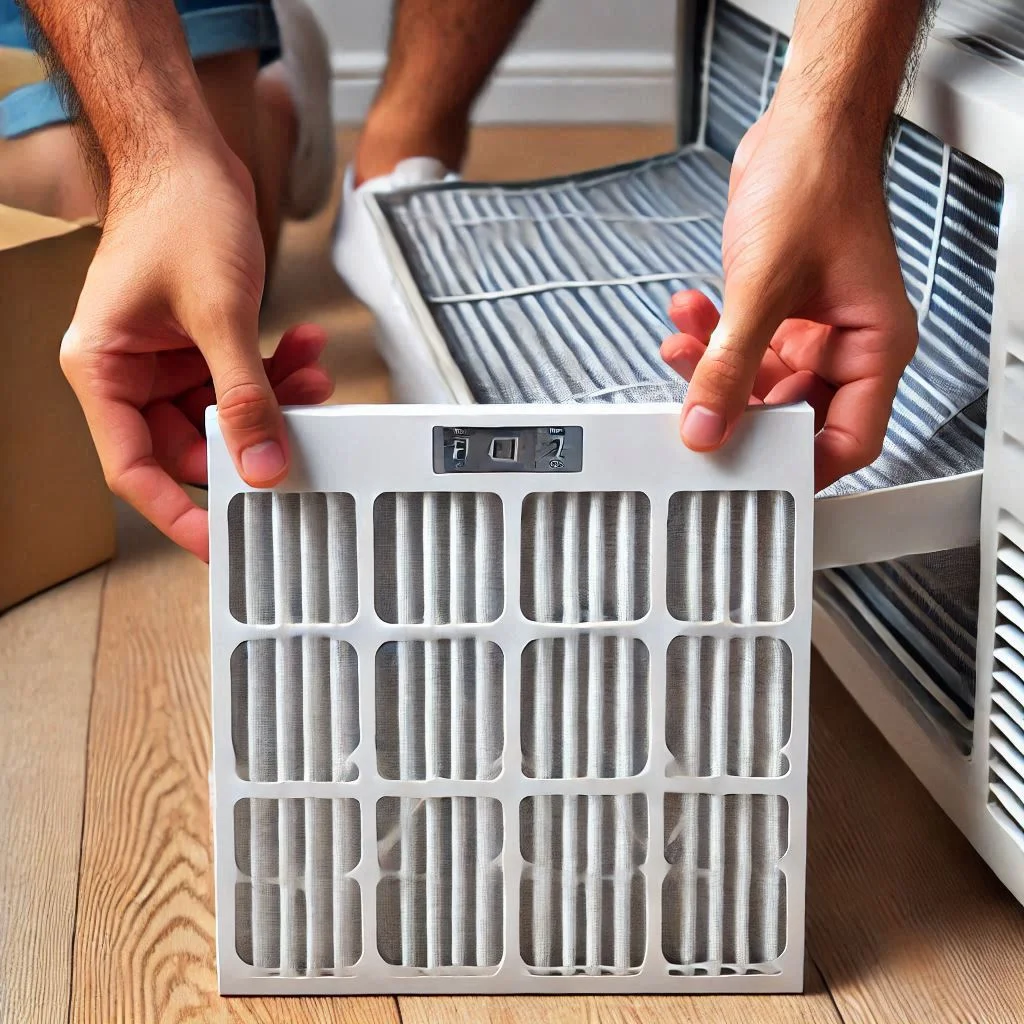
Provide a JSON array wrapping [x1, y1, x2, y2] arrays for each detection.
[[305, 0, 677, 124]]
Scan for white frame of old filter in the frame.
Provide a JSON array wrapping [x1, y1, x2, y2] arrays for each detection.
[[208, 402, 814, 995], [358, 0, 1024, 910], [699, 0, 1024, 907]]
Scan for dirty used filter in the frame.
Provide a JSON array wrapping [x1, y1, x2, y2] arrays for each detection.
[[208, 403, 814, 994]]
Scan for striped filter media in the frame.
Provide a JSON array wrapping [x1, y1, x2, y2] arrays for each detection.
[[374, 0, 1003, 766]]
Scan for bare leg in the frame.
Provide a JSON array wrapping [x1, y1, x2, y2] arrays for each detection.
[[0, 50, 295, 268], [354, 0, 538, 185]]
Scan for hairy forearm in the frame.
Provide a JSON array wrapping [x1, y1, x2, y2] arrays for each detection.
[[777, 0, 936, 159], [20, 1, 215, 204]]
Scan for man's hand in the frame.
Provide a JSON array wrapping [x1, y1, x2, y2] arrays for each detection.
[[662, 106, 917, 491], [663, 0, 931, 491], [60, 139, 332, 560]]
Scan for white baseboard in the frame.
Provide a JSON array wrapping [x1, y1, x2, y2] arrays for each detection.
[[330, 50, 676, 124]]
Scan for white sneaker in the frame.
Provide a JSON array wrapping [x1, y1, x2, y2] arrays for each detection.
[[332, 157, 459, 308], [270, 0, 336, 219]]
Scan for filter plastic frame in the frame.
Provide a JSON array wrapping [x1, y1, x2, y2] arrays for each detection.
[[207, 403, 814, 994]]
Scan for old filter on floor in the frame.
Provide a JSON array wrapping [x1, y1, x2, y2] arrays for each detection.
[[207, 402, 814, 994]]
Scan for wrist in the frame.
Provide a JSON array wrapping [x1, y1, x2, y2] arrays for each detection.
[[106, 122, 252, 220], [767, 76, 891, 183]]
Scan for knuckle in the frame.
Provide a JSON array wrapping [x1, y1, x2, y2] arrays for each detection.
[[102, 464, 128, 497], [698, 344, 750, 396], [216, 380, 273, 433], [59, 324, 88, 376]]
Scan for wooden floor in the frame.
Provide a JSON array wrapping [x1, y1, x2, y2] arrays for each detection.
[[4, 126, 1024, 1024]]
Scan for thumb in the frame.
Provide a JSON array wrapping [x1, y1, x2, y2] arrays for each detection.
[[680, 271, 785, 451], [203, 325, 289, 487]]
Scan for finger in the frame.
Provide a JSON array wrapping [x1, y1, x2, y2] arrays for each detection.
[[195, 314, 290, 488], [146, 400, 209, 485], [176, 361, 332, 437], [813, 371, 900, 491], [680, 270, 788, 451], [763, 369, 835, 432], [668, 290, 720, 341], [663, 329, 796, 400], [266, 323, 328, 384], [272, 365, 335, 407], [768, 318, 831, 373], [63, 362, 209, 559], [660, 332, 708, 381]]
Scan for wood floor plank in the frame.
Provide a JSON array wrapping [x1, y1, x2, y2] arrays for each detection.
[[807, 651, 1024, 1023], [68, 511, 398, 1024], [399, 959, 840, 1024], [0, 568, 105, 1024]]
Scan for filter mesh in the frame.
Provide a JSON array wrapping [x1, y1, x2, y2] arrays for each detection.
[[232, 639, 359, 783], [521, 491, 650, 622], [666, 490, 794, 623], [521, 637, 649, 779], [663, 794, 788, 975], [375, 640, 504, 781], [234, 798, 362, 972], [989, 526, 1024, 846], [374, 492, 504, 624], [666, 637, 791, 778], [377, 797, 504, 968], [520, 794, 648, 975], [229, 492, 357, 624]]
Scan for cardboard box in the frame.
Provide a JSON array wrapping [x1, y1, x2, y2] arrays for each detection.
[[0, 45, 115, 611], [0, 204, 116, 612]]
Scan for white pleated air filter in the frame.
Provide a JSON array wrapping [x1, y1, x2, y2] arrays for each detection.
[[208, 402, 813, 995]]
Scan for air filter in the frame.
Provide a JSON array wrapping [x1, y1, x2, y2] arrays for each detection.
[[208, 402, 813, 994]]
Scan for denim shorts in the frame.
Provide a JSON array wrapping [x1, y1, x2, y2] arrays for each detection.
[[0, 1, 280, 138]]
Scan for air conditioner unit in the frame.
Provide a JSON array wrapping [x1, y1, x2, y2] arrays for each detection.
[[355, 0, 1024, 912], [208, 403, 814, 993]]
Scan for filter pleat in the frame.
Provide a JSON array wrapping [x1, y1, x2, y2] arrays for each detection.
[[278, 798, 302, 976], [243, 493, 274, 623], [250, 798, 279, 970], [326, 493, 358, 623], [306, 797, 333, 973], [613, 493, 637, 974], [561, 493, 581, 971], [474, 489, 502, 965], [332, 798, 361, 969]]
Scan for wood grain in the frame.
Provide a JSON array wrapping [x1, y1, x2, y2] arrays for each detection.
[[67, 510, 398, 1024], [399, 960, 841, 1023], [807, 651, 1024, 1024], [0, 568, 105, 1024]]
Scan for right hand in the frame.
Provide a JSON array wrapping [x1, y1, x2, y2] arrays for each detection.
[[60, 136, 332, 561], [662, 103, 917, 491]]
